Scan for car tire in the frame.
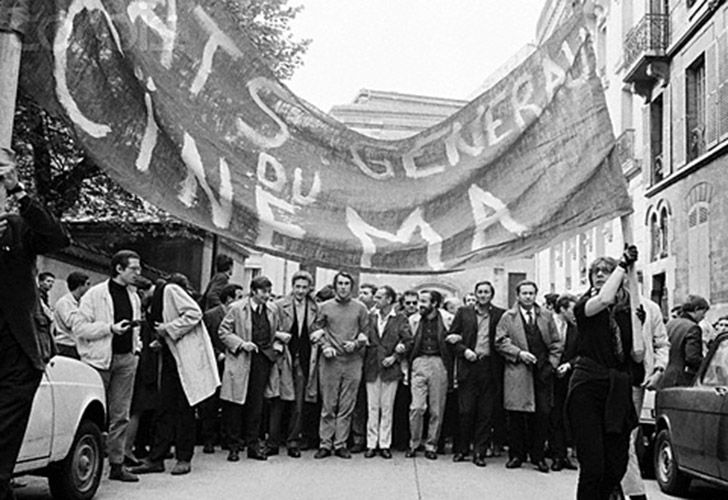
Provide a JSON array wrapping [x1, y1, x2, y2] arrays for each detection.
[[654, 428, 691, 496], [48, 419, 104, 500]]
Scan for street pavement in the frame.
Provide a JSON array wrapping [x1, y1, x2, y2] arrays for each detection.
[[14, 448, 724, 500]]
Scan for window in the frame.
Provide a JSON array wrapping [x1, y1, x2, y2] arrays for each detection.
[[659, 207, 669, 258], [686, 55, 706, 162], [687, 202, 710, 299], [702, 338, 728, 387], [651, 96, 665, 183], [650, 212, 660, 262]]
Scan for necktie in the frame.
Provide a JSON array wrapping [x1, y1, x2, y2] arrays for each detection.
[[527, 311, 534, 326]]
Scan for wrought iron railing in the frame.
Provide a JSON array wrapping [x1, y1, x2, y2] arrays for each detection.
[[623, 13, 670, 70]]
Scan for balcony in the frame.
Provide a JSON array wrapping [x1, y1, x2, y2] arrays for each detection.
[[622, 13, 671, 99]]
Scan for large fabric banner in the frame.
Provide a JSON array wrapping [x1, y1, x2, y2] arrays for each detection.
[[17, 0, 632, 273]]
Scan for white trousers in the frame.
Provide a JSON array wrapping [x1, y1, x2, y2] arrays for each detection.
[[366, 376, 399, 449]]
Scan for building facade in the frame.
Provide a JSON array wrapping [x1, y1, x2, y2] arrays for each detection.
[[534, 0, 727, 322]]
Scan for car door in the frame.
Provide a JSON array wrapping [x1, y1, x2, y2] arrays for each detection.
[[695, 335, 728, 480], [15, 365, 54, 463]]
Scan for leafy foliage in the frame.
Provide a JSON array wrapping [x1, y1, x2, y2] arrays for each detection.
[[11, 0, 310, 235]]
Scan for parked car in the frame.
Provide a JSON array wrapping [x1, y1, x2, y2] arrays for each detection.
[[653, 332, 728, 496], [14, 355, 106, 500]]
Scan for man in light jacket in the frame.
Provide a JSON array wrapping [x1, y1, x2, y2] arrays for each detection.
[[130, 274, 219, 476], [73, 250, 143, 482], [621, 296, 670, 500], [495, 280, 562, 474], [218, 276, 285, 461]]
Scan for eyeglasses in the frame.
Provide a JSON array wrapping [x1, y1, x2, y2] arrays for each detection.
[[593, 265, 613, 275], [403, 301, 417, 306]]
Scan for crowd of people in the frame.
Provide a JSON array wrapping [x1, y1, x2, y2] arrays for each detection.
[[3, 147, 728, 500]]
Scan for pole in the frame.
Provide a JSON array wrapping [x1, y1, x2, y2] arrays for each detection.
[[620, 213, 645, 362], [0, 30, 22, 209]]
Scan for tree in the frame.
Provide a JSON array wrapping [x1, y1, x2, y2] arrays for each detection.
[[12, 0, 311, 223]]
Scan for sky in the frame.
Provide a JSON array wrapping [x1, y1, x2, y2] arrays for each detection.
[[286, 0, 544, 112]]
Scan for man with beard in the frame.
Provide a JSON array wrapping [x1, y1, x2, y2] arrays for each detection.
[[268, 271, 320, 457], [405, 290, 454, 460]]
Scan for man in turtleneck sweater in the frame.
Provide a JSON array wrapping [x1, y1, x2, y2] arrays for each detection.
[[311, 271, 371, 459]]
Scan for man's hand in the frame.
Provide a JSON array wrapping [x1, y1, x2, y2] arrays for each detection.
[[342, 341, 356, 353], [275, 331, 292, 344], [111, 320, 131, 336], [394, 343, 406, 355], [382, 355, 396, 368], [619, 244, 639, 270], [445, 334, 463, 344], [217, 352, 226, 363], [556, 362, 571, 377], [642, 370, 663, 391], [310, 329, 325, 344], [239, 341, 258, 353], [154, 322, 167, 336], [518, 351, 537, 365], [323, 347, 336, 359], [635, 304, 646, 325], [464, 349, 477, 362]]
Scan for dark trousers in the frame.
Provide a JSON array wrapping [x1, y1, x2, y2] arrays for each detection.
[[569, 380, 631, 500], [549, 376, 570, 460], [491, 381, 507, 448], [392, 381, 411, 450], [198, 361, 225, 447], [149, 353, 196, 463], [456, 357, 496, 456], [225, 352, 272, 450], [350, 373, 367, 447], [269, 356, 311, 449], [438, 388, 459, 452], [0, 329, 42, 500], [56, 343, 80, 360], [508, 381, 550, 463]]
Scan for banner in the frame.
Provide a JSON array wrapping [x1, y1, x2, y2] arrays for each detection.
[[18, 0, 632, 273]]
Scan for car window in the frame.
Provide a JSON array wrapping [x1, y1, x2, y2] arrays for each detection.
[[702, 338, 728, 387]]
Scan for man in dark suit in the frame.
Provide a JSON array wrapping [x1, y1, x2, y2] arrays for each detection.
[[201, 254, 234, 311], [662, 294, 708, 389], [199, 283, 243, 453], [0, 148, 69, 500], [448, 281, 505, 467], [549, 294, 579, 471], [364, 285, 412, 459]]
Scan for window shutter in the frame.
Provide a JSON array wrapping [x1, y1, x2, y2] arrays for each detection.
[[705, 42, 718, 146], [719, 32, 728, 140], [673, 63, 686, 167]]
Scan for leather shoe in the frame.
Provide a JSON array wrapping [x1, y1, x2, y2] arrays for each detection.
[[505, 457, 523, 469], [364, 448, 377, 458], [202, 444, 215, 454], [551, 459, 564, 471], [535, 460, 550, 473], [109, 465, 140, 482], [404, 448, 417, 458], [128, 460, 164, 475], [266, 447, 279, 457], [380, 449, 392, 459], [562, 457, 578, 470], [452, 453, 466, 463], [314, 448, 332, 459], [473, 455, 487, 467], [287, 447, 301, 458], [424, 450, 438, 460], [227, 450, 239, 462], [350, 443, 365, 454], [335, 447, 352, 459], [247, 448, 267, 461], [170, 460, 191, 476]]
